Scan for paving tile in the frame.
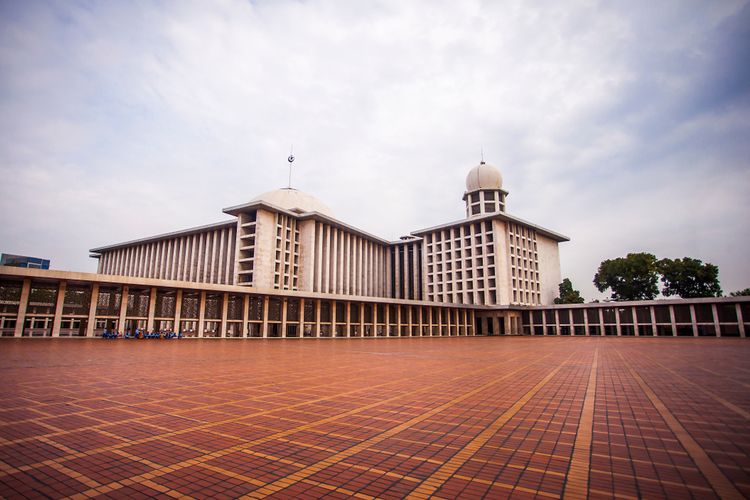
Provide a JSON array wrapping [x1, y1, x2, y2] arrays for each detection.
[[0, 337, 748, 498]]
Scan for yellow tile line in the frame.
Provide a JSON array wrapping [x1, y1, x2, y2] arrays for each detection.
[[562, 348, 598, 500], [65, 354, 551, 499], [407, 354, 574, 499], [241, 354, 563, 499], [7, 359, 478, 479], [618, 352, 744, 500]]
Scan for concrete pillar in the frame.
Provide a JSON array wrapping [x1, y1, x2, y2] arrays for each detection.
[[118, 286, 129, 334], [359, 301, 365, 337], [633, 306, 640, 336], [221, 292, 229, 337], [261, 295, 269, 338], [86, 283, 99, 337], [669, 305, 677, 337], [690, 304, 699, 337], [331, 300, 338, 337], [174, 290, 183, 334], [649, 306, 657, 336], [146, 287, 157, 331], [345, 301, 351, 338], [736, 303, 745, 338], [51, 281, 66, 337], [243, 295, 250, 337], [281, 298, 288, 338], [299, 298, 306, 336], [583, 308, 590, 336], [385, 304, 391, 336], [14, 279, 31, 337], [541, 309, 547, 336], [554, 309, 561, 336], [331, 229, 338, 294], [315, 299, 321, 338], [492, 316, 500, 336], [712, 303, 721, 337], [197, 291, 206, 338], [599, 308, 605, 335], [615, 307, 622, 336]]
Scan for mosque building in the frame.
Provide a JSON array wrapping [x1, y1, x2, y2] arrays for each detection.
[[90, 161, 567, 307], [0, 160, 747, 338]]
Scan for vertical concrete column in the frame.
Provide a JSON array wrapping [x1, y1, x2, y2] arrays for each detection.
[[118, 286, 129, 334], [649, 306, 657, 336], [146, 287, 158, 331], [86, 283, 99, 337], [14, 279, 31, 337], [690, 304, 699, 337], [418, 307, 424, 336], [280, 298, 288, 338], [355, 238, 360, 296], [385, 305, 390, 336], [396, 304, 402, 336], [428, 306, 434, 336], [174, 290, 183, 335], [615, 307, 622, 336], [315, 299, 321, 338], [541, 309, 547, 336], [218, 229, 226, 284], [315, 224, 324, 292], [554, 310, 561, 336], [492, 316, 500, 336], [359, 301, 365, 337], [242, 295, 250, 337], [528, 310, 535, 336], [343, 234, 350, 294], [394, 247, 401, 299], [633, 306, 640, 336], [345, 302, 351, 338], [736, 303, 745, 337], [583, 308, 590, 336], [323, 227, 331, 293], [469, 309, 475, 336], [221, 292, 229, 338], [330, 300, 337, 336], [197, 291, 206, 338], [299, 298, 306, 336], [712, 303, 721, 337], [51, 281, 67, 337], [261, 296, 269, 338], [331, 230, 338, 294], [669, 305, 677, 337]]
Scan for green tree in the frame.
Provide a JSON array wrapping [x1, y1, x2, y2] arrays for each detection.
[[657, 257, 722, 298], [729, 288, 750, 297], [593, 252, 659, 301], [554, 278, 585, 304]]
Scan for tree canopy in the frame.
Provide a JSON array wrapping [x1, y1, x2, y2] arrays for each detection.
[[730, 288, 750, 297], [554, 278, 585, 304], [593, 252, 659, 301], [658, 257, 722, 298]]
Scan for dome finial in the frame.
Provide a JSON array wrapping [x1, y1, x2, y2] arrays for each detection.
[[480, 146, 485, 164], [287, 144, 295, 189]]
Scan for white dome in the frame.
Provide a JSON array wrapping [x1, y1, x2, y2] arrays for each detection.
[[465, 161, 503, 191], [252, 188, 334, 217]]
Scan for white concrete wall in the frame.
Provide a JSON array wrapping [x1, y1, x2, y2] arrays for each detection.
[[537, 234, 562, 305]]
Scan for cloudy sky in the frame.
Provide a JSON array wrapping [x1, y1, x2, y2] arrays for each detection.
[[1, 0, 748, 299]]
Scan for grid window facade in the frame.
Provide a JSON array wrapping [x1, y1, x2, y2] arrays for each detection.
[[425, 220, 497, 305], [509, 222, 540, 305]]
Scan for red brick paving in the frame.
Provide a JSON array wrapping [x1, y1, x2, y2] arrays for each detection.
[[0, 338, 748, 499]]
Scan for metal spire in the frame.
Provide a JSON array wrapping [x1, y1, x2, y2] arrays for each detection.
[[287, 144, 295, 189]]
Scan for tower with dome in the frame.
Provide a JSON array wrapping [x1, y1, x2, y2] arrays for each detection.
[[87, 159, 568, 336]]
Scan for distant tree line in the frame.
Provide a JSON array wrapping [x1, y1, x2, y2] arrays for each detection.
[[554, 252, 747, 303]]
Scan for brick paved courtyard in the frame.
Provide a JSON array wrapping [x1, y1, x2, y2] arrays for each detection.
[[0, 338, 748, 499]]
